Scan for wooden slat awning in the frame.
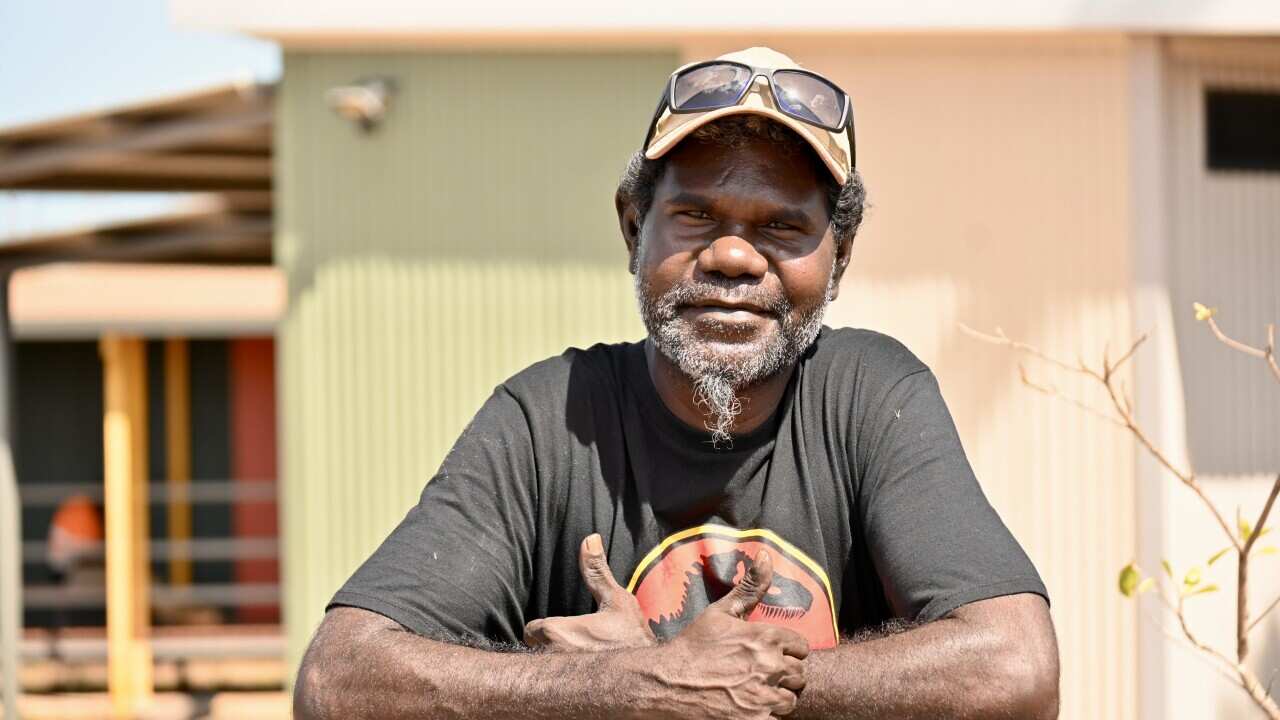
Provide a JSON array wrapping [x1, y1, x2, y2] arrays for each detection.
[[0, 192, 272, 265], [0, 82, 274, 192]]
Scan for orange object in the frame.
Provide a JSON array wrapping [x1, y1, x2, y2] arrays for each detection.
[[47, 494, 105, 571]]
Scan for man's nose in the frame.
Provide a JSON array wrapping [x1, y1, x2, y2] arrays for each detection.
[[697, 235, 768, 278]]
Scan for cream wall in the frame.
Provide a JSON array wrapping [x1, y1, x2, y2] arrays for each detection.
[[679, 35, 1142, 719]]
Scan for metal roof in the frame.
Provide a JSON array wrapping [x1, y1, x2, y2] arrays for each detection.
[[0, 82, 273, 193]]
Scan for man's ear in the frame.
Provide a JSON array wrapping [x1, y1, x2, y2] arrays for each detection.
[[828, 237, 853, 301], [615, 190, 641, 275]]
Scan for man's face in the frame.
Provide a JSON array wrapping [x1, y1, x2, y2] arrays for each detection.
[[628, 133, 844, 392]]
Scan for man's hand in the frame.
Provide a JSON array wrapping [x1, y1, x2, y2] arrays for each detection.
[[649, 549, 810, 719], [524, 534, 657, 652]]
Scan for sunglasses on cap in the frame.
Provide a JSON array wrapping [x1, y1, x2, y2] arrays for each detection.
[[642, 60, 857, 171]]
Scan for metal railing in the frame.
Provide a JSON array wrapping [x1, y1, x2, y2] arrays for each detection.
[[17, 479, 279, 612], [18, 480, 277, 506]]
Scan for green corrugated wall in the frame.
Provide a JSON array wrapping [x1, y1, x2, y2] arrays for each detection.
[[276, 52, 676, 671]]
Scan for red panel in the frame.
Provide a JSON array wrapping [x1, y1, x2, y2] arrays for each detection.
[[229, 337, 279, 624]]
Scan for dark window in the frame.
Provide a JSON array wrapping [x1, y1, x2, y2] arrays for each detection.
[[1206, 89, 1280, 171], [17, 339, 237, 628]]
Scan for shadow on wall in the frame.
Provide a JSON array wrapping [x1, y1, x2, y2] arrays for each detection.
[[792, 33, 1141, 720]]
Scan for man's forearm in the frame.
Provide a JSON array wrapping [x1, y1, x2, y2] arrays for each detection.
[[297, 590, 808, 720], [296, 607, 656, 720], [792, 595, 1059, 720]]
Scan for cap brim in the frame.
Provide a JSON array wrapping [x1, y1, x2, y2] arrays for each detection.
[[645, 104, 849, 185]]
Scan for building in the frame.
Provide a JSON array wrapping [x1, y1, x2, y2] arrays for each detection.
[[0, 84, 288, 719], [8, 2, 1279, 717]]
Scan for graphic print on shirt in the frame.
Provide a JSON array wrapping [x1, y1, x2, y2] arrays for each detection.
[[626, 525, 838, 649]]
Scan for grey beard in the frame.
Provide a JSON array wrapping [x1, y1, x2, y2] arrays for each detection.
[[635, 272, 832, 448]]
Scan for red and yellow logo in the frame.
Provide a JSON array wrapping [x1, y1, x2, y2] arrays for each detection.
[[626, 525, 838, 649]]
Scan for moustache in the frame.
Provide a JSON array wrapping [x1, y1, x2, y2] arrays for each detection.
[[652, 280, 790, 318]]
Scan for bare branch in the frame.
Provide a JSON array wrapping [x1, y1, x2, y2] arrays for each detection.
[[965, 318, 1280, 715], [963, 323, 1241, 550], [959, 323, 1102, 380], [1206, 315, 1268, 358], [1017, 364, 1125, 427], [1098, 371, 1241, 551], [1269, 325, 1280, 384], [1247, 475, 1280, 557], [1112, 334, 1148, 376], [1142, 605, 1242, 688], [1241, 475, 1280, 638], [1119, 380, 1134, 417], [1251, 592, 1280, 634], [1158, 591, 1280, 718], [1153, 590, 1243, 679], [1204, 315, 1280, 385]]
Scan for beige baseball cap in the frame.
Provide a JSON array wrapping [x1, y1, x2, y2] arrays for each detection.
[[644, 47, 854, 185]]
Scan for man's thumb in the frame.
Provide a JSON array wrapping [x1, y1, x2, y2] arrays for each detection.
[[711, 549, 774, 619], [579, 533, 621, 607]]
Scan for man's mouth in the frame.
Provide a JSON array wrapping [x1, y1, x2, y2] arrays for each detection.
[[681, 305, 773, 328], [682, 298, 774, 316]]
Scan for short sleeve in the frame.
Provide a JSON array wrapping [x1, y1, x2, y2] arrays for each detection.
[[857, 369, 1047, 623], [328, 385, 538, 643]]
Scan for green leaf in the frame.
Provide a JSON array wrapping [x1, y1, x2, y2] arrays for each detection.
[[1185, 583, 1220, 598], [1136, 577, 1156, 595], [1183, 566, 1202, 588], [1207, 547, 1232, 566], [1258, 546, 1278, 556], [1240, 518, 1254, 543], [1119, 563, 1141, 598], [1161, 560, 1174, 579]]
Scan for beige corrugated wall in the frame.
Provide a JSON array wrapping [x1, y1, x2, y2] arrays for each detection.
[[679, 36, 1141, 719], [275, 52, 672, 670], [1155, 38, 1280, 720], [1167, 39, 1280, 477]]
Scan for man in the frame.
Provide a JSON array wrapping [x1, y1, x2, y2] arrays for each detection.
[[295, 47, 1059, 719]]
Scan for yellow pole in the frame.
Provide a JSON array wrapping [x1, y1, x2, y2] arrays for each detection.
[[165, 338, 192, 588], [102, 336, 152, 718]]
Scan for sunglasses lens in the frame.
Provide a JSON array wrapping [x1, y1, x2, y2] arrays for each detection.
[[673, 64, 752, 111], [772, 70, 844, 129]]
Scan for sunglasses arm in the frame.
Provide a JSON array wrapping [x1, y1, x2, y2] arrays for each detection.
[[640, 86, 673, 151], [845, 118, 856, 174]]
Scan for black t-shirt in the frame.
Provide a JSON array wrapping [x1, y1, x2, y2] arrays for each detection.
[[330, 327, 1047, 649]]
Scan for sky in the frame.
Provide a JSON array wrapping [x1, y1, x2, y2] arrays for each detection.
[[0, 0, 280, 239]]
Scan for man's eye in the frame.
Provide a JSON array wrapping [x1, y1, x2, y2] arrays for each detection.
[[679, 210, 713, 221], [765, 221, 799, 232]]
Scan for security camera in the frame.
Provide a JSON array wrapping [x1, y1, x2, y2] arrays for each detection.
[[325, 77, 397, 133]]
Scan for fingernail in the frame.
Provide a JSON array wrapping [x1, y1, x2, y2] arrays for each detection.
[[586, 533, 603, 554]]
